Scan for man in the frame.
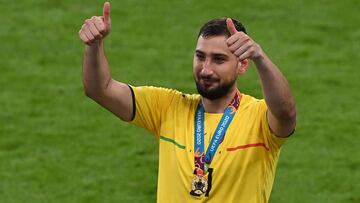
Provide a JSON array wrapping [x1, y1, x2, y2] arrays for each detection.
[[79, 2, 296, 203]]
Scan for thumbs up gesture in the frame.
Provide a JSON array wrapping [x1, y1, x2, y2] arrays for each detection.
[[79, 2, 112, 45], [226, 18, 263, 62]]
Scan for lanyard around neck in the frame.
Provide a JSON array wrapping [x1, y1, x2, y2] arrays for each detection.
[[194, 91, 241, 175]]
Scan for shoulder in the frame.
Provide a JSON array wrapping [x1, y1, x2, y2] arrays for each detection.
[[237, 93, 268, 122], [130, 85, 200, 104], [239, 94, 265, 109]]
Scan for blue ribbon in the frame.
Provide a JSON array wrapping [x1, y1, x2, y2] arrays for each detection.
[[194, 102, 237, 174]]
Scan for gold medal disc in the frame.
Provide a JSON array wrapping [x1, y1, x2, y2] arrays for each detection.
[[191, 175, 208, 195]]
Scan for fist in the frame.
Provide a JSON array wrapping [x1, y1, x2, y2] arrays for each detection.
[[79, 2, 111, 46], [226, 18, 263, 61]]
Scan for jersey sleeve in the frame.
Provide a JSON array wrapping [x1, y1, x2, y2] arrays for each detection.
[[128, 86, 177, 137], [257, 100, 289, 149]]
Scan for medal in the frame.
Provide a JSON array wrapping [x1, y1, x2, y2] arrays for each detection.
[[190, 91, 241, 197], [191, 174, 208, 195]]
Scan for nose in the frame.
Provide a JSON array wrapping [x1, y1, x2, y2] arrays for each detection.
[[200, 59, 213, 76]]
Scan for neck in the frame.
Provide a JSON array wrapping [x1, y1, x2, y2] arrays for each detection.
[[201, 86, 239, 113]]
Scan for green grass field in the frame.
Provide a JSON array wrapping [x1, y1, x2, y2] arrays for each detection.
[[1, 0, 359, 202]]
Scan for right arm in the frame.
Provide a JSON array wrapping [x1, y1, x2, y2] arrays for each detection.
[[79, 2, 133, 122]]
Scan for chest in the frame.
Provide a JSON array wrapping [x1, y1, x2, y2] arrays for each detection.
[[159, 109, 271, 171]]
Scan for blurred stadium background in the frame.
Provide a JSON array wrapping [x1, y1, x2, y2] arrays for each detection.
[[0, 0, 359, 202]]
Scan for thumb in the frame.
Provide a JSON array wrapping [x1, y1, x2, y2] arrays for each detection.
[[103, 2, 111, 24], [226, 18, 237, 35]]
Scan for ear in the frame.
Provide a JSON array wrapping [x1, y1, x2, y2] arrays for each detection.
[[237, 59, 249, 75]]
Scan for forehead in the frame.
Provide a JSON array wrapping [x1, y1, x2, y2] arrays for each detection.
[[195, 35, 231, 55]]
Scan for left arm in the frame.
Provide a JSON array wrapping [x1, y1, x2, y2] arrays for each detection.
[[253, 53, 296, 137], [226, 18, 296, 137]]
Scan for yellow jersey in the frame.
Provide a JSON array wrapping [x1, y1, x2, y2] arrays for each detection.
[[130, 86, 288, 203]]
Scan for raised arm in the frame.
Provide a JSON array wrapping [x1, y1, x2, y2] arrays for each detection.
[[79, 2, 133, 122], [226, 18, 296, 137]]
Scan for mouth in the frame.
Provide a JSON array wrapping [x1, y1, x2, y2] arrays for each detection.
[[200, 78, 219, 87]]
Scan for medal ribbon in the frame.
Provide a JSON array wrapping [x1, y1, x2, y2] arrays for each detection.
[[194, 91, 241, 175]]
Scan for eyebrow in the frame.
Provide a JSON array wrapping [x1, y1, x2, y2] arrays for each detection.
[[195, 50, 229, 59]]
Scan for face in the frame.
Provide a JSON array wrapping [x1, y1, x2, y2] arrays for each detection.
[[193, 35, 241, 100]]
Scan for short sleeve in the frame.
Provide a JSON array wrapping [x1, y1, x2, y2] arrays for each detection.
[[129, 86, 177, 137], [258, 100, 288, 149]]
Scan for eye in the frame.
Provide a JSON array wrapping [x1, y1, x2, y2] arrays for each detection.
[[214, 57, 225, 64], [196, 53, 205, 61]]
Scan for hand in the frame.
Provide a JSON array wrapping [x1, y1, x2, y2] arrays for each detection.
[[79, 2, 111, 46], [226, 18, 263, 62]]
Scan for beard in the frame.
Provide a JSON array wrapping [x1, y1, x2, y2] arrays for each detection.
[[195, 77, 236, 100]]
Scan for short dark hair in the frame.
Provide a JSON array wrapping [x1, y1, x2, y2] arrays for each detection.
[[198, 17, 247, 38]]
